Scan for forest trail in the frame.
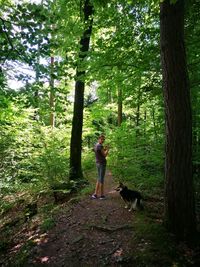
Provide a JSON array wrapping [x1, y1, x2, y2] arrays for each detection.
[[27, 171, 139, 266]]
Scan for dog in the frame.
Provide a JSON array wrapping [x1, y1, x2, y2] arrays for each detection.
[[115, 182, 144, 211]]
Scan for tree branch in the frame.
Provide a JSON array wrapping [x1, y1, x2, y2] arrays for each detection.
[[86, 224, 134, 232], [0, 17, 30, 64]]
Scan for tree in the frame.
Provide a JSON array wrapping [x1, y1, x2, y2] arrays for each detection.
[[160, 0, 196, 241], [186, 0, 200, 176], [117, 87, 123, 126], [69, 0, 94, 180], [49, 55, 55, 127]]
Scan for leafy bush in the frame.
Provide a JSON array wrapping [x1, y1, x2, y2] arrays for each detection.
[[31, 126, 70, 184], [40, 217, 55, 232], [0, 103, 71, 193], [108, 122, 164, 190]]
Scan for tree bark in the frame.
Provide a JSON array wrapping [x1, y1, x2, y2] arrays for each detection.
[[117, 87, 122, 126], [69, 0, 94, 180], [50, 56, 55, 128], [151, 106, 157, 139], [160, 0, 196, 241], [135, 88, 141, 136]]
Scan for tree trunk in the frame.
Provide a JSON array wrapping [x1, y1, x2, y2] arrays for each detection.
[[107, 87, 112, 103], [192, 91, 200, 176], [135, 88, 141, 136], [143, 110, 147, 137], [33, 55, 40, 120], [50, 56, 55, 128], [160, 0, 196, 241], [151, 106, 157, 139], [117, 87, 122, 126], [34, 11, 43, 121], [69, 0, 94, 180]]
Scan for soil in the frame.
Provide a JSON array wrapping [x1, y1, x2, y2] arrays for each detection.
[[2, 171, 198, 267], [27, 171, 139, 266]]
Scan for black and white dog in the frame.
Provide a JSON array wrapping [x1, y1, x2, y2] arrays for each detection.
[[115, 182, 144, 211]]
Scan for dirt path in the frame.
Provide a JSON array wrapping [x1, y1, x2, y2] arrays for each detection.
[[27, 171, 138, 266]]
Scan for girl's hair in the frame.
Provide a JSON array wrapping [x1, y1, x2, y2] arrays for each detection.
[[98, 134, 105, 140]]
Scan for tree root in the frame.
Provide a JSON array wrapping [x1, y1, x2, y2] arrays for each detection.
[[86, 224, 134, 232]]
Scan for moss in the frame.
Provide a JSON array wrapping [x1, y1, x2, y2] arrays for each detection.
[[40, 217, 55, 232], [132, 213, 191, 267], [9, 240, 35, 267]]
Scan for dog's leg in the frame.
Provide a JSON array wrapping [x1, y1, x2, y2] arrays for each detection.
[[123, 199, 129, 209], [129, 199, 137, 211], [121, 197, 128, 209], [137, 199, 144, 210], [133, 198, 137, 210]]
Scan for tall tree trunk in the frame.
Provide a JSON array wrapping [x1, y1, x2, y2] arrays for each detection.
[[160, 0, 196, 241], [34, 54, 40, 120], [69, 0, 94, 180], [107, 87, 112, 103], [34, 0, 43, 121], [192, 92, 200, 176], [143, 110, 147, 137], [117, 87, 122, 126], [151, 106, 157, 139], [135, 88, 141, 136], [50, 56, 55, 128]]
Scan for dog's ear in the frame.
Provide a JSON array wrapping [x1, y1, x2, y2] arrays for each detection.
[[115, 183, 120, 191], [115, 181, 121, 191]]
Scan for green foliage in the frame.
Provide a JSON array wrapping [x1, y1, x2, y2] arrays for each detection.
[[0, 200, 14, 215], [133, 214, 183, 267], [108, 122, 164, 191], [186, 0, 200, 177], [0, 100, 71, 194], [32, 126, 70, 183], [40, 217, 55, 232], [9, 240, 35, 267], [0, 0, 199, 250]]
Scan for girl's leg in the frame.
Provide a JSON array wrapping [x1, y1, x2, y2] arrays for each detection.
[[100, 182, 104, 196], [95, 181, 100, 195]]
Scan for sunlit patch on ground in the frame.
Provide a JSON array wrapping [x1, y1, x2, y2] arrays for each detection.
[[108, 190, 117, 194], [40, 256, 49, 263]]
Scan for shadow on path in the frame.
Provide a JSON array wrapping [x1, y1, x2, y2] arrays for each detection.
[[28, 171, 137, 266]]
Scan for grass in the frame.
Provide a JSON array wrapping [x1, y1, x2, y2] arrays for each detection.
[[0, 201, 15, 215], [40, 217, 56, 232], [9, 240, 35, 267], [131, 205, 198, 267], [132, 214, 177, 266]]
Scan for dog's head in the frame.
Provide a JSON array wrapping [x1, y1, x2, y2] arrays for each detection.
[[115, 182, 126, 191]]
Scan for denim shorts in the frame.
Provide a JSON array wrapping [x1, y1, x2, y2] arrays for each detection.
[[96, 163, 106, 184]]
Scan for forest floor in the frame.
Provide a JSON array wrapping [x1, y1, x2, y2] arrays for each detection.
[[1, 170, 199, 267]]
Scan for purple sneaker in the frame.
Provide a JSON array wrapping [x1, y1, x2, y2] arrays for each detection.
[[99, 195, 106, 200], [91, 194, 98, 199]]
